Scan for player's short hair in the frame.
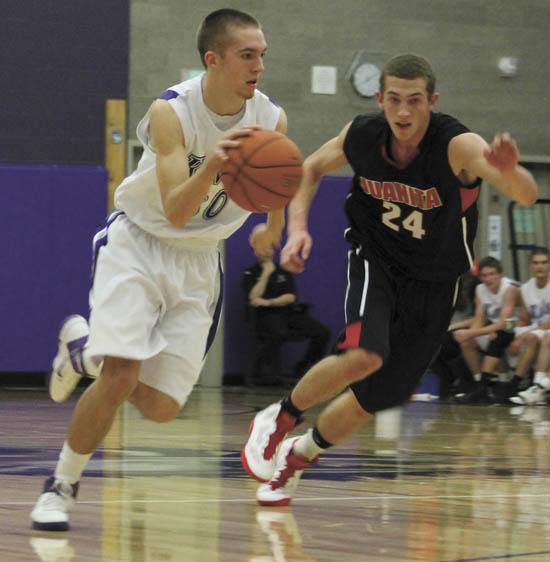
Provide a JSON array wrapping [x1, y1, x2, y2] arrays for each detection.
[[197, 8, 260, 68], [479, 256, 503, 273], [380, 54, 436, 97], [530, 247, 550, 260]]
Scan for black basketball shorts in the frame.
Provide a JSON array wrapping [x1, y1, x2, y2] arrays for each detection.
[[336, 250, 459, 413]]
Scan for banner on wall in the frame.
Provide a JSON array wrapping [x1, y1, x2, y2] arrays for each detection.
[[487, 214, 502, 259]]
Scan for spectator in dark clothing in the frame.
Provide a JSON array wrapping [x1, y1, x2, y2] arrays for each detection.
[[243, 250, 331, 383]]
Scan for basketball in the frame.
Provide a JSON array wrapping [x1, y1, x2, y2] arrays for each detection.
[[220, 129, 303, 213]]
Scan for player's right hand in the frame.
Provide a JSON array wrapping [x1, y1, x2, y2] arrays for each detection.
[[204, 128, 254, 172], [281, 230, 312, 273]]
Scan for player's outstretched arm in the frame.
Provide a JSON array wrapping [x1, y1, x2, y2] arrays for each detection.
[[281, 123, 351, 272], [449, 132, 538, 206], [151, 100, 252, 228]]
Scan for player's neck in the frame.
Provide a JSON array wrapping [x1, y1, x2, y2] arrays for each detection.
[[535, 275, 549, 289], [388, 138, 419, 168], [202, 75, 246, 116], [390, 119, 430, 166]]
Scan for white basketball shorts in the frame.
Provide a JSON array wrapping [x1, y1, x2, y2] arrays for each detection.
[[87, 213, 223, 406]]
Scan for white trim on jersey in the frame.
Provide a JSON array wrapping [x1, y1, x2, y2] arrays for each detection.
[[452, 278, 460, 307], [344, 250, 353, 324], [461, 216, 474, 268], [360, 256, 369, 317]]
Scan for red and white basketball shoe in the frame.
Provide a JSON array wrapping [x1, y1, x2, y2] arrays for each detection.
[[241, 402, 301, 482], [256, 437, 316, 506]]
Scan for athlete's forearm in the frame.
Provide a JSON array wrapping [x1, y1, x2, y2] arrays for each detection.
[[163, 165, 217, 227], [266, 208, 285, 236], [249, 271, 272, 300], [287, 162, 321, 233], [498, 166, 538, 207]]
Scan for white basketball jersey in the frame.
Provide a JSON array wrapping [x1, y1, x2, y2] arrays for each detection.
[[115, 75, 281, 242], [521, 277, 550, 325], [476, 277, 517, 323]]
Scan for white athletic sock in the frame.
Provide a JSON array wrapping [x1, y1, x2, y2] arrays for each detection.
[[292, 429, 325, 461], [54, 442, 92, 484], [473, 373, 482, 382], [534, 371, 550, 389]]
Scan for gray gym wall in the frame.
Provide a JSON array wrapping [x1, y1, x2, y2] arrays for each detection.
[[129, 0, 550, 383], [129, 1, 549, 262]]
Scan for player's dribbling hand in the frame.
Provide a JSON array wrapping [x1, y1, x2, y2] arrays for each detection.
[[204, 128, 255, 172], [484, 133, 519, 173], [281, 230, 312, 273], [249, 222, 281, 258]]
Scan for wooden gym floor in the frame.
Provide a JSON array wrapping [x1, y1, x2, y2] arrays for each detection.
[[1, 386, 550, 562]]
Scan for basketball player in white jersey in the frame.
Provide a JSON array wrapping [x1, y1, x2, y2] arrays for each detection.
[[510, 248, 550, 405], [451, 256, 521, 402], [31, 8, 287, 531]]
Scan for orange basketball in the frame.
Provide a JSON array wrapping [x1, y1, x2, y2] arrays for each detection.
[[220, 129, 303, 213]]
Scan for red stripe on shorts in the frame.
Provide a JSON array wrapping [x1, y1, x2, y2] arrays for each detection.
[[337, 321, 361, 350]]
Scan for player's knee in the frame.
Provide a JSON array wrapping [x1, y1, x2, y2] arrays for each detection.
[[143, 400, 181, 423], [131, 384, 182, 423], [459, 338, 475, 351], [341, 348, 383, 384], [102, 358, 140, 404], [524, 333, 540, 347]]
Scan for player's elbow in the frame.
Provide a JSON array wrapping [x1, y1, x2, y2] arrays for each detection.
[[165, 207, 188, 228], [516, 190, 537, 207], [302, 156, 324, 183]]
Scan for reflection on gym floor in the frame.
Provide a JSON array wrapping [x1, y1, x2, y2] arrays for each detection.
[[2, 387, 550, 561]]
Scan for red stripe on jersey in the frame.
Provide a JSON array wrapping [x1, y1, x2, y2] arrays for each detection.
[[337, 321, 362, 350], [460, 185, 480, 212]]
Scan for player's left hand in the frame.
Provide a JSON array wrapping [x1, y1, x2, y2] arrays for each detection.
[[484, 133, 519, 173], [249, 223, 281, 258]]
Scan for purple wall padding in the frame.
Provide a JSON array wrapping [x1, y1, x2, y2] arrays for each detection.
[[0, 165, 107, 371], [224, 176, 351, 376], [1, 1, 129, 164]]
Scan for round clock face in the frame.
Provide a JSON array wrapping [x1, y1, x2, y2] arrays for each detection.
[[351, 62, 381, 98]]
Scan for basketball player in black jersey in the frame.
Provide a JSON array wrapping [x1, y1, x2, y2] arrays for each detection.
[[241, 53, 539, 507]]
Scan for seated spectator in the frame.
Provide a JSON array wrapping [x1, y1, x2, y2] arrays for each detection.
[[452, 256, 523, 403], [242, 248, 331, 384], [430, 270, 479, 399], [511, 332, 550, 405], [510, 248, 550, 404]]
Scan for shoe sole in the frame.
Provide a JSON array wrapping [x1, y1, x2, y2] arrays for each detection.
[[31, 520, 69, 532], [257, 497, 292, 507], [241, 419, 271, 483]]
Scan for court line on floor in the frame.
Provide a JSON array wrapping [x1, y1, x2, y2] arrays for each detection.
[[6, 491, 550, 506], [443, 549, 550, 561]]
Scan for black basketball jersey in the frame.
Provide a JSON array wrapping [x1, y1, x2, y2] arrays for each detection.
[[343, 112, 481, 281]]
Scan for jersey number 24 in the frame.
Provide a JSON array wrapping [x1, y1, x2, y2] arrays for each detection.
[[382, 202, 426, 239]]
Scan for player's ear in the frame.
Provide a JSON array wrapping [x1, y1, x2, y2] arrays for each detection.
[[375, 90, 383, 110], [429, 92, 439, 108], [204, 50, 219, 69]]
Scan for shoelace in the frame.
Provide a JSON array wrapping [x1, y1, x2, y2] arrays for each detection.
[[38, 491, 71, 511]]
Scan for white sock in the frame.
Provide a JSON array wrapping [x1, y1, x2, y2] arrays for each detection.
[[534, 371, 550, 389], [292, 429, 325, 461], [54, 442, 92, 484], [473, 373, 482, 382]]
